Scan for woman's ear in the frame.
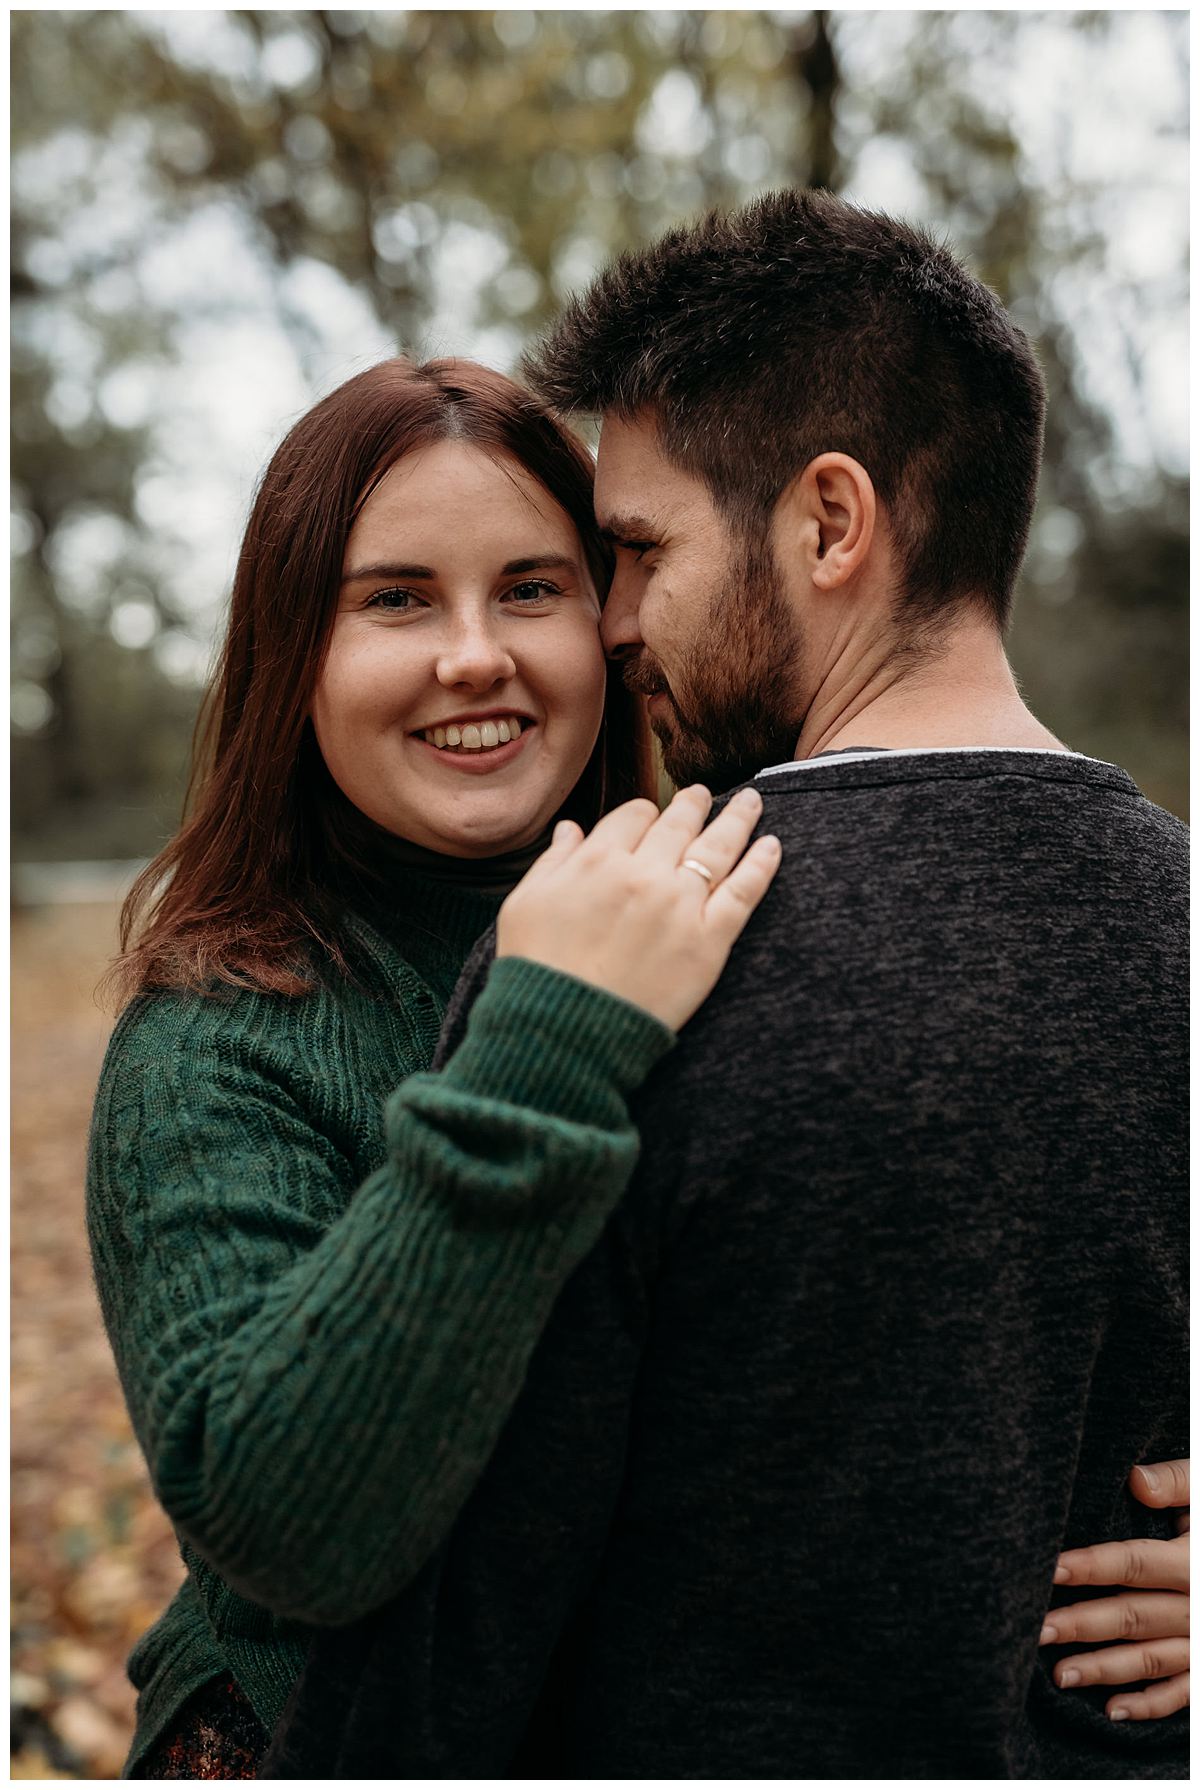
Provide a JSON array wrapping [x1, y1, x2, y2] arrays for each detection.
[[775, 453, 877, 591]]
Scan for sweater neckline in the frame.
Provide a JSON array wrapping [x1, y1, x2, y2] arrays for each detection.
[[345, 867, 505, 974], [357, 824, 553, 895]]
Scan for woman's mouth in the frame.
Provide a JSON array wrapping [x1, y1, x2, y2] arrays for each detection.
[[412, 713, 533, 772], [421, 714, 526, 753]]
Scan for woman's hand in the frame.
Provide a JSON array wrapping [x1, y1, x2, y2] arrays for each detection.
[[497, 785, 781, 1031], [1040, 1458, 1190, 1723]]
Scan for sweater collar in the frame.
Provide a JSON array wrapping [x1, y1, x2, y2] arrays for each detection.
[[342, 825, 536, 1008]]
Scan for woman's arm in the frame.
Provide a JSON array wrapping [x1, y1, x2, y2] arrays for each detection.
[[91, 786, 779, 1628], [91, 959, 671, 1628], [1039, 1457, 1190, 1722]]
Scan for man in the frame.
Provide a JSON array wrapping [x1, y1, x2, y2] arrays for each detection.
[[266, 191, 1187, 1776]]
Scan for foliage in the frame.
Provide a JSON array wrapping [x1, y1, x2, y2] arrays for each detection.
[[11, 11, 1188, 849], [11, 902, 184, 1780]]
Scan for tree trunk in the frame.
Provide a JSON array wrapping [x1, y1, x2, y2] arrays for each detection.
[[791, 12, 841, 191], [27, 502, 95, 806]]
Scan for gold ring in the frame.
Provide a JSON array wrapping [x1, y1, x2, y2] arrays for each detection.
[[680, 858, 714, 885]]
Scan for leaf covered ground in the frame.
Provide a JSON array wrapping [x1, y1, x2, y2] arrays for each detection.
[[12, 901, 185, 1779]]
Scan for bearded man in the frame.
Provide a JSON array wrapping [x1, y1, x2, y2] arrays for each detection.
[[265, 191, 1188, 1778]]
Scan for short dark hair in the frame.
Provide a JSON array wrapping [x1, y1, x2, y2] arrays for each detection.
[[524, 188, 1046, 629]]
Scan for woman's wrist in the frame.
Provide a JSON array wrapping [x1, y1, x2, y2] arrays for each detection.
[[435, 954, 675, 1130]]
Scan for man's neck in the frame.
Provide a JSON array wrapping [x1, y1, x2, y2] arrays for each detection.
[[793, 608, 1067, 761]]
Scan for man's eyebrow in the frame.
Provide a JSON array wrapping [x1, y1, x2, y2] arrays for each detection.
[[598, 514, 661, 544]]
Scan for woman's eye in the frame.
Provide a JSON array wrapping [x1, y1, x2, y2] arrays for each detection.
[[365, 587, 422, 612], [505, 579, 559, 605]]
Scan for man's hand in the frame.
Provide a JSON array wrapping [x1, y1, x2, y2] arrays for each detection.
[[1040, 1458, 1190, 1722]]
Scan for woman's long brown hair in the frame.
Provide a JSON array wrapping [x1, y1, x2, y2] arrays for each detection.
[[106, 358, 653, 1006]]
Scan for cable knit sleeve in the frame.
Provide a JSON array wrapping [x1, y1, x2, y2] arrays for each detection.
[[87, 956, 673, 1626]]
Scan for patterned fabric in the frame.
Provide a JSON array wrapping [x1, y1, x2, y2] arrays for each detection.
[[135, 1678, 266, 1779], [86, 874, 673, 1775]]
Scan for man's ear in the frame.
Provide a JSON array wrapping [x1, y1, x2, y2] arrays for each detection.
[[774, 453, 877, 591]]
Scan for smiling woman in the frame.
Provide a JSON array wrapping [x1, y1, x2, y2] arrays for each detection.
[[315, 439, 607, 857], [107, 359, 646, 999], [86, 356, 782, 1775]]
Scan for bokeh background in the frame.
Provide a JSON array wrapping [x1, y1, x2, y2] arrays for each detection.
[[10, 9, 1188, 1777]]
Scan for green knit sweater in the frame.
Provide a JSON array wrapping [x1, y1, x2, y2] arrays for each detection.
[[85, 876, 674, 1776]]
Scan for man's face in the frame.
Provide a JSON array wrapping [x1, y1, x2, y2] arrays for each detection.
[[595, 414, 807, 792]]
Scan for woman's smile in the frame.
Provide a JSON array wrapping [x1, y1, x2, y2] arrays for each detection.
[[412, 712, 535, 773]]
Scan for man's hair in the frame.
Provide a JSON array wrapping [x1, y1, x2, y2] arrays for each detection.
[[524, 188, 1046, 629]]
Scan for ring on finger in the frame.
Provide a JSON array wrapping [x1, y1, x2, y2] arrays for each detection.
[[680, 857, 714, 886]]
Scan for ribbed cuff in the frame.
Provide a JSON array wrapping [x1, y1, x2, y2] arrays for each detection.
[[438, 955, 675, 1129]]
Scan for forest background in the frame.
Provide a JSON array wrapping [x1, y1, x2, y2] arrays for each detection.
[[10, 8, 1189, 1779]]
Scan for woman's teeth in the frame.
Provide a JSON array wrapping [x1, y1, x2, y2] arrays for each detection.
[[423, 716, 525, 752]]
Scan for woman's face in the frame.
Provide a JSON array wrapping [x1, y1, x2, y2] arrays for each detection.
[[312, 440, 608, 858]]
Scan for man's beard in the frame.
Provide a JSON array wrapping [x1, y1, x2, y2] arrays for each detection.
[[622, 537, 806, 795]]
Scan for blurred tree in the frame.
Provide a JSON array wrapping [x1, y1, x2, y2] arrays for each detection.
[[10, 8, 1188, 864]]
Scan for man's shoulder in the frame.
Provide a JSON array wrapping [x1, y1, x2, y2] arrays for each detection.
[[684, 748, 1186, 1039], [434, 925, 498, 1069], [744, 748, 1186, 874]]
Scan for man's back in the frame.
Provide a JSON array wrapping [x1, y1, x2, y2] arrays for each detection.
[[563, 748, 1187, 1776], [270, 749, 1188, 1779]]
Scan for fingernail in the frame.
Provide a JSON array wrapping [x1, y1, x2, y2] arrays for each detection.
[[1109, 1708, 1129, 1723], [1039, 1624, 1058, 1643], [1136, 1465, 1160, 1492], [1053, 1565, 1071, 1584], [1060, 1668, 1081, 1687]]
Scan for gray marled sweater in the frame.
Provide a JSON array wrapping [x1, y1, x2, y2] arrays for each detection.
[[265, 748, 1188, 1780]]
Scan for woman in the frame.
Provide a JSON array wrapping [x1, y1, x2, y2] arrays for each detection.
[[88, 356, 781, 1777], [90, 358, 1187, 1779]]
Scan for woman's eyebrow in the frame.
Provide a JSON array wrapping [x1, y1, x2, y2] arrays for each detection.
[[340, 554, 579, 584], [501, 554, 579, 576], [341, 561, 436, 584]]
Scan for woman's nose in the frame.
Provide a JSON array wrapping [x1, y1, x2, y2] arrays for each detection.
[[435, 616, 517, 690]]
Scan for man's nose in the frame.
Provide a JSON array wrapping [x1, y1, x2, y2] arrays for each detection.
[[436, 616, 516, 689], [600, 568, 643, 660]]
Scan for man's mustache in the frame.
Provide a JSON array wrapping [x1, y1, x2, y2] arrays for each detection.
[[621, 651, 671, 704]]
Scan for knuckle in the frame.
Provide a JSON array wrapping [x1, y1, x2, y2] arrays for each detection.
[[626, 866, 665, 908], [1167, 1461, 1191, 1503], [1121, 1544, 1143, 1585]]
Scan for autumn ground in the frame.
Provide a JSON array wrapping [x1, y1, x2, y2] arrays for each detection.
[[12, 901, 184, 1779]]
